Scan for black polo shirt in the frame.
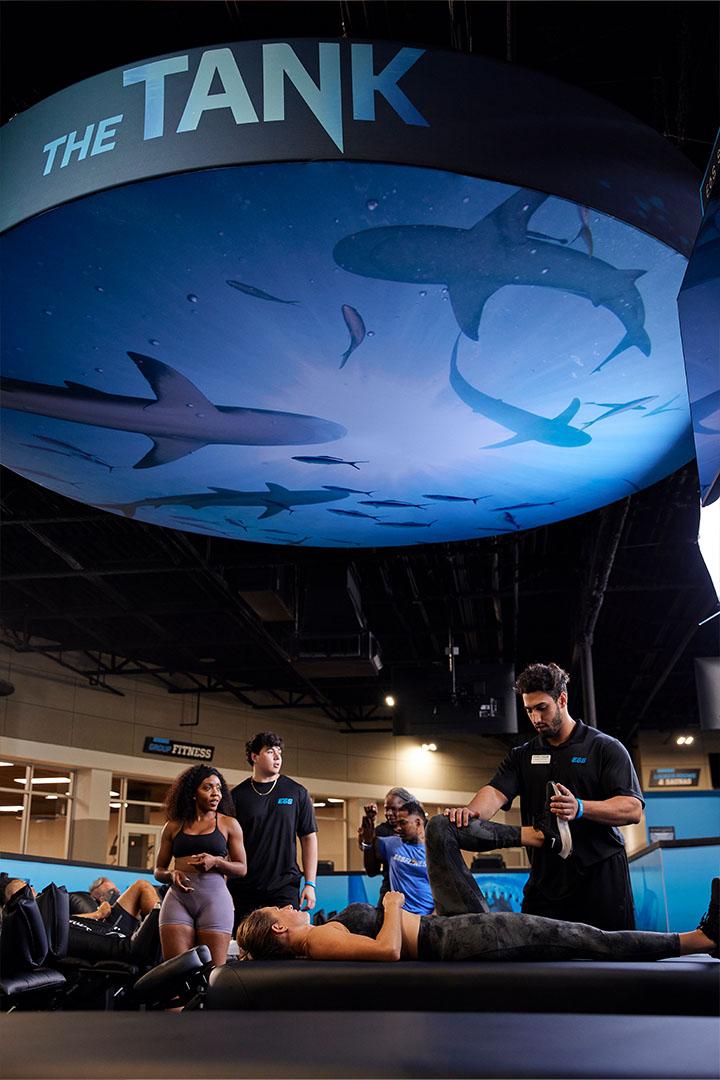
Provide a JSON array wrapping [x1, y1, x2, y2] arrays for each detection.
[[490, 721, 644, 873]]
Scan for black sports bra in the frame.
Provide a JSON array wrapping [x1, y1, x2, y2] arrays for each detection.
[[171, 814, 228, 858]]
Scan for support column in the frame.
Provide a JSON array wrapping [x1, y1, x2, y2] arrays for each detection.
[[580, 637, 597, 728], [70, 767, 112, 863]]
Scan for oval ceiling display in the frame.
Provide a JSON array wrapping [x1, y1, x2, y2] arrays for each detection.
[[0, 41, 699, 547]]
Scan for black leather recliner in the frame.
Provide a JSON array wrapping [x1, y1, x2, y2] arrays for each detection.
[[0, 884, 66, 1011]]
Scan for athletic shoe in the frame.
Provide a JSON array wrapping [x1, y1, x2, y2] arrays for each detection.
[[697, 878, 719, 957], [533, 782, 573, 860]]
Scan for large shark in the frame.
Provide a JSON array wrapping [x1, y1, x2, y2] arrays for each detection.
[[0, 353, 347, 469], [100, 482, 350, 519], [333, 188, 650, 371], [449, 337, 592, 448]]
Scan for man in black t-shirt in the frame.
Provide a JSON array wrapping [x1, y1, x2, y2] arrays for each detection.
[[445, 662, 644, 930], [228, 731, 318, 930]]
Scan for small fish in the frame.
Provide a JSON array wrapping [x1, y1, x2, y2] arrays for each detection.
[[375, 520, 437, 529], [262, 528, 301, 536], [643, 395, 682, 417], [572, 206, 594, 256], [226, 280, 298, 305], [15, 468, 79, 487], [422, 493, 489, 504], [285, 536, 311, 546], [20, 434, 116, 472], [327, 508, 380, 520], [360, 499, 427, 509], [339, 304, 366, 368], [503, 511, 521, 530], [491, 499, 567, 511], [322, 485, 375, 496], [293, 455, 368, 470], [224, 517, 249, 532], [581, 396, 657, 430]]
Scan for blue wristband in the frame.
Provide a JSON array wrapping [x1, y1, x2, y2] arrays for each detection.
[[304, 881, 316, 889], [576, 799, 584, 820]]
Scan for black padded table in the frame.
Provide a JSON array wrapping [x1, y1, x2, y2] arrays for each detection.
[[207, 958, 720, 1015], [3, 1011, 719, 1078]]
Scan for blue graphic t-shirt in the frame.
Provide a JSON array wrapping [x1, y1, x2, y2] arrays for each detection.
[[376, 835, 434, 915]]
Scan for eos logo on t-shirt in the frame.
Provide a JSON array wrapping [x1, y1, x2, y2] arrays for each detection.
[[571, 756, 588, 764], [277, 797, 294, 805]]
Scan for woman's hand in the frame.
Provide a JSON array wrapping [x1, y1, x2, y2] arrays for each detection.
[[170, 869, 194, 891], [189, 852, 217, 872], [382, 890, 405, 910]]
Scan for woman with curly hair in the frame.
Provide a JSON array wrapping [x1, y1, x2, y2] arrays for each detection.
[[155, 764, 246, 966]]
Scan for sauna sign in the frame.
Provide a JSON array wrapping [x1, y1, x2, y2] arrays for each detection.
[[144, 736, 214, 761]]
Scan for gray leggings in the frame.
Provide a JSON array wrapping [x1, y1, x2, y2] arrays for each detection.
[[416, 815, 681, 962]]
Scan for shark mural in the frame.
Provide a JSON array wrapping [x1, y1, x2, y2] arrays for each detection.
[[0, 161, 692, 547]]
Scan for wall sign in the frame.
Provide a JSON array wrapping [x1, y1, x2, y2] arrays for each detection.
[[649, 767, 700, 788], [143, 736, 214, 761]]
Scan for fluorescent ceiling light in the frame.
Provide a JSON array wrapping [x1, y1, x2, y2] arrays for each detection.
[[0, 805, 24, 812], [327, 797, 344, 803], [0, 761, 15, 767], [110, 790, 120, 797], [13, 776, 71, 784], [44, 794, 59, 800], [313, 801, 326, 808]]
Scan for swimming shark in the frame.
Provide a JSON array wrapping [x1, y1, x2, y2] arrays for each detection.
[[580, 396, 658, 429], [449, 336, 592, 449], [1, 353, 347, 470], [100, 482, 350, 519], [333, 188, 650, 371]]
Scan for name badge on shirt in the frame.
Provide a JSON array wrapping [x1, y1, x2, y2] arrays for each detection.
[[531, 754, 551, 764]]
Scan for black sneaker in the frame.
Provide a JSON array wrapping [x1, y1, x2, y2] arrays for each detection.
[[533, 782, 573, 860], [697, 878, 719, 957]]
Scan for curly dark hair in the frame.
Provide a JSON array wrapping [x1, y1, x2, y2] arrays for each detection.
[[236, 908, 297, 960], [163, 764, 233, 822], [515, 662, 570, 701], [245, 731, 284, 767]]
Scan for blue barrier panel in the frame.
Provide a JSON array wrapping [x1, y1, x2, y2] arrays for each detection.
[[629, 846, 669, 931], [644, 790, 720, 840]]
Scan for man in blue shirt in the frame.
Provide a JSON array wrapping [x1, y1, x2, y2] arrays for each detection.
[[375, 801, 434, 915]]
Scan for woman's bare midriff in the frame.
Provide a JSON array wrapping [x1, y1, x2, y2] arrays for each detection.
[[173, 856, 217, 876], [400, 910, 421, 959]]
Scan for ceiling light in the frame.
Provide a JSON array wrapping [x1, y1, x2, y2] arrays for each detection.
[[13, 776, 71, 785], [110, 790, 120, 797], [0, 805, 24, 813], [675, 736, 687, 745], [421, 742, 438, 752], [384, 694, 396, 708], [0, 761, 15, 767], [327, 797, 344, 803], [313, 801, 326, 808], [684, 735, 694, 745], [109, 801, 122, 809], [44, 794, 59, 800]]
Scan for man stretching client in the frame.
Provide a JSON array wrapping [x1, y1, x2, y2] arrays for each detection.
[[237, 815, 719, 963]]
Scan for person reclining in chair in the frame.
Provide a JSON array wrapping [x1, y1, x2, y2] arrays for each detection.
[[0, 873, 162, 966]]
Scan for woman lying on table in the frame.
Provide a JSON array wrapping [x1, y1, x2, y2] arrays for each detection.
[[237, 814, 719, 963]]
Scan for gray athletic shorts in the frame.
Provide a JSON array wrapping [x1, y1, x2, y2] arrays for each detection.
[[159, 872, 234, 934]]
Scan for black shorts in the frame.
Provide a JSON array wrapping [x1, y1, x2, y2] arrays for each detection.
[[100, 902, 139, 938]]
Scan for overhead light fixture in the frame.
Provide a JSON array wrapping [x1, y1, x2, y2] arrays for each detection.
[[676, 734, 694, 746], [421, 742, 438, 752], [313, 801, 326, 808], [44, 794, 59, 801], [13, 776, 71, 785], [327, 797, 344, 804], [109, 801, 122, 809], [0, 805, 24, 813], [0, 761, 15, 767], [384, 694, 396, 708], [110, 790, 120, 797]]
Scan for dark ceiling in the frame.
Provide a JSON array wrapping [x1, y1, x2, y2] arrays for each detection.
[[1, 1, 718, 740]]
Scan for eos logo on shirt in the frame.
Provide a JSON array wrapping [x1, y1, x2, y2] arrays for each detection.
[[277, 797, 294, 805], [571, 756, 588, 764]]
